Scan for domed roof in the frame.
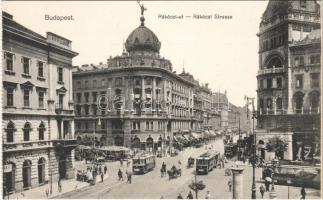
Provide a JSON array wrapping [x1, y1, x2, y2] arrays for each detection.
[[125, 20, 161, 53]]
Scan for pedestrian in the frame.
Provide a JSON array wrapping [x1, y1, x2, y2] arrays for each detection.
[[177, 193, 183, 199], [186, 191, 193, 199], [127, 171, 132, 184], [104, 165, 107, 175], [58, 178, 62, 192], [205, 191, 211, 199], [45, 188, 49, 198], [100, 172, 104, 183], [227, 178, 232, 192], [259, 184, 265, 199], [118, 169, 123, 181], [271, 182, 275, 192], [301, 187, 306, 199], [120, 159, 123, 166], [265, 180, 270, 192]]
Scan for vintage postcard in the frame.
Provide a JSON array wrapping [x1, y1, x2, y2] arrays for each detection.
[[2, 1, 321, 199]]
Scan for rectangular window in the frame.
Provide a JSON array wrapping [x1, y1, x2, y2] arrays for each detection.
[[101, 79, 105, 87], [85, 92, 89, 102], [6, 53, 13, 71], [263, 79, 267, 89], [93, 80, 97, 88], [300, 0, 306, 8], [38, 92, 44, 108], [267, 78, 272, 89], [59, 94, 64, 107], [146, 121, 149, 130], [150, 121, 153, 130], [58, 67, 63, 82], [38, 62, 44, 77], [77, 93, 81, 103], [77, 81, 81, 88], [311, 73, 320, 88], [277, 77, 282, 88], [6, 88, 14, 106], [296, 75, 303, 88], [92, 92, 97, 102], [115, 78, 122, 86], [23, 57, 30, 74], [23, 90, 30, 107]]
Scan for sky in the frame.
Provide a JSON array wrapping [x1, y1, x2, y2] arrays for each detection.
[[3, 1, 269, 107]]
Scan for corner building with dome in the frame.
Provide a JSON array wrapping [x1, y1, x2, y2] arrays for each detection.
[[73, 12, 224, 152]]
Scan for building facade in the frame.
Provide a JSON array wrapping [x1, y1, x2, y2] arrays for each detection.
[[2, 12, 78, 193], [73, 12, 230, 152], [256, 0, 321, 160]]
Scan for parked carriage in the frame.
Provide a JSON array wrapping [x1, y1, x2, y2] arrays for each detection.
[[196, 150, 220, 175], [167, 166, 182, 180], [132, 153, 156, 174]]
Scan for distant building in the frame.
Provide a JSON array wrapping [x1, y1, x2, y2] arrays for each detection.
[[256, 0, 321, 160], [2, 12, 78, 193]]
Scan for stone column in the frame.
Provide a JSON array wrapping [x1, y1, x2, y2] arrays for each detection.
[[152, 77, 156, 113], [284, 133, 293, 160], [231, 167, 244, 199], [141, 77, 145, 114], [287, 48, 294, 114]]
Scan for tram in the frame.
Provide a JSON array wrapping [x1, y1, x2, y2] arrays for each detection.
[[132, 153, 156, 174], [196, 150, 220, 175]]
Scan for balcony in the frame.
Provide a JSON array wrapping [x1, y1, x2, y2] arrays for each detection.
[[3, 140, 51, 152], [52, 138, 78, 148], [55, 103, 74, 115], [258, 67, 285, 75]]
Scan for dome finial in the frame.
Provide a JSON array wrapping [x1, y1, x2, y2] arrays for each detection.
[[137, 0, 147, 26]]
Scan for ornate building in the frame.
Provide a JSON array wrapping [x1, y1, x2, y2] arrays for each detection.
[[256, 0, 320, 160], [72, 9, 227, 152], [2, 12, 78, 193]]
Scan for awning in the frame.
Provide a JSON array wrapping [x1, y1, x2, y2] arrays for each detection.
[[190, 132, 201, 139], [209, 130, 216, 137]]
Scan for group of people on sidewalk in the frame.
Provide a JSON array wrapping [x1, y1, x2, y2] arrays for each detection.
[[118, 168, 132, 184]]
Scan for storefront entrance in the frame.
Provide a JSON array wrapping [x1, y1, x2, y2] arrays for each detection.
[[38, 158, 46, 184], [3, 163, 15, 195]]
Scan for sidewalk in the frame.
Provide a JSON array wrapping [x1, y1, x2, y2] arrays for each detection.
[[9, 160, 129, 199]]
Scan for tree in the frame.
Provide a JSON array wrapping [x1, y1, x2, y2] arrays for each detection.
[[266, 136, 288, 159], [188, 174, 205, 199]]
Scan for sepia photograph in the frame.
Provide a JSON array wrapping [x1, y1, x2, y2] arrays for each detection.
[[1, 0, 321, 199]]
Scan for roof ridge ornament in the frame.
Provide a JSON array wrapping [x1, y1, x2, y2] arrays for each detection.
[[137, 0, 147, 26]]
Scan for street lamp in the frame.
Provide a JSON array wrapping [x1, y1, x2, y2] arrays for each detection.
[[245, 96, 257, 199]]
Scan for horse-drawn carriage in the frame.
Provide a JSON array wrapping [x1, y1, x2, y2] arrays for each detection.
[[187, 157, 195, 168], [167, 166, 182, 180]]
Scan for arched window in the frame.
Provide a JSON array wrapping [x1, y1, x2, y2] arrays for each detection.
[[23, 122, 32, 141], [266, 98, 273, 110], [276, 97, 283, 113], [259, 98, 264, 113], [309, 91, 320, 112], [294, 92, 304, 113], [266, 56, 283, 69], [23, 160, 32, 188], [6, 121, 16, 143], [38, 122, 45, 140]]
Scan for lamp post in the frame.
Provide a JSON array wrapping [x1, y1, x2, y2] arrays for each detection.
[[245, 96, 257, 199]]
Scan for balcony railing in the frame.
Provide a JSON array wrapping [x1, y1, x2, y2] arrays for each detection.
[[55, 103, 73, 115], [258, 67, 285, 75]]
